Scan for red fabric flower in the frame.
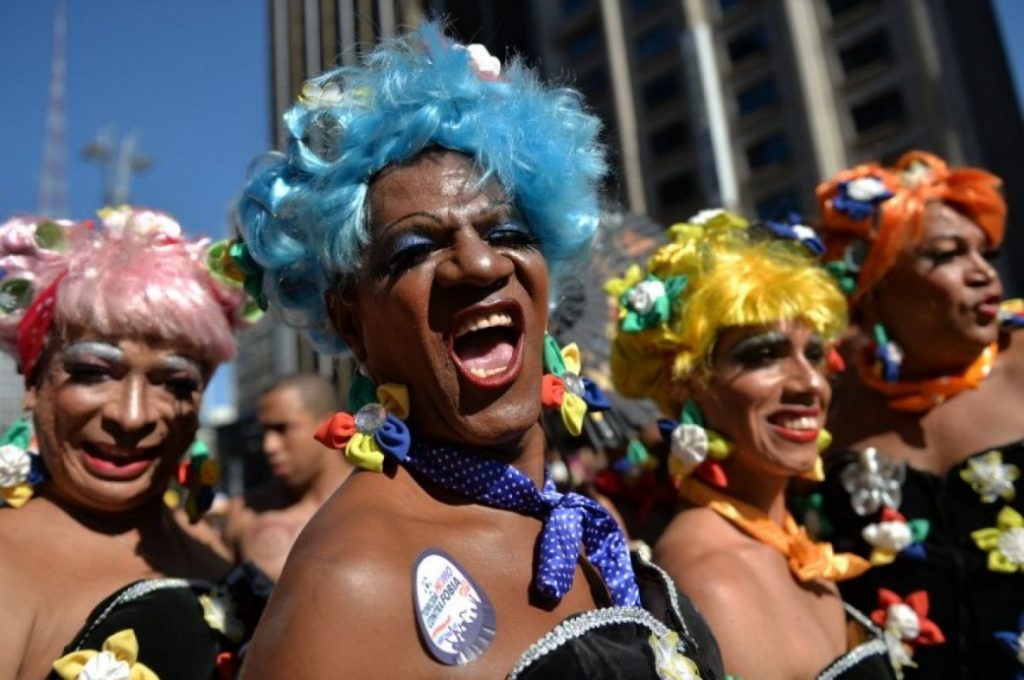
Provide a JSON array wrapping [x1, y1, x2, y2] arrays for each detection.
[[315, 412, 356, 450], [541, 374, 565, 408], [870, 588, 945, 647]]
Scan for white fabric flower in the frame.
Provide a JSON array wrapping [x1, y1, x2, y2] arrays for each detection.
[[997, 527, 1024, 566], [0, 444, 31, 487], [464, 44, 501, 81], [1016, 631, 1024, 665], [626, 279, 666, 314], [845, 177, 890, 202], [125, 210, 182, 240], [885, 603, 922, 641], [840, 447, 906, 516], [863, 520, 913, 552], [687, 208, 725, 226], [670, 424, 708, 468], [75, 651, 132, 680]]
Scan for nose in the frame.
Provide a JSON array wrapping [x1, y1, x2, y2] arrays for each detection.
[[965, 249, 998, 287], [436, 229, 514, 287], [782, 354, 829, 407], [263, 430, 282, 457], [103, 375, 157, 440]]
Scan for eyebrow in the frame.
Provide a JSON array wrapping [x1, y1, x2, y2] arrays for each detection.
[[163, 354, 204, 375], [63, 341, 124, 362], [379, 199, 516, 233]]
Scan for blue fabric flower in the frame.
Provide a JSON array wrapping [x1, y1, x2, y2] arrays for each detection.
[[763, 214, 826, 257], [993, 611, 1024, 677]]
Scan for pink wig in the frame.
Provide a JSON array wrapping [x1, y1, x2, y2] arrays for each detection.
[[0, 207, 254, 382]]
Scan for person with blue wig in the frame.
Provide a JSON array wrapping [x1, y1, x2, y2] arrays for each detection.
[[235, 23, 724, 678]]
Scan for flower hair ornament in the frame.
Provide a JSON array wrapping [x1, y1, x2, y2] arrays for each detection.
[[177, 440, 220, 524], [0, 415, 45, 509], [659, 400, 734, 488], [541, 334, 610, 436]]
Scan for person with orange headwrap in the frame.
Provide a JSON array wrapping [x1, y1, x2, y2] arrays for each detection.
[[811, 151, 1024, 678]]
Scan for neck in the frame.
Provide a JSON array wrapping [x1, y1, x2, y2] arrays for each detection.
[[418, 422, 549, 489], [43, 487, 173, 538], [718, 458, 789, 523], [897, 343, 990, 381]]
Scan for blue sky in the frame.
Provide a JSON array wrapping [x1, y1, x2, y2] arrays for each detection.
[[0, 0, 269, 419], [1, 0, 1021, 418]]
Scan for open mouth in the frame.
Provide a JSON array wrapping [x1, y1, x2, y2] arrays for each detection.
[[449, 301, 525, 389], [766, 410, 820, 444], [81, 442, 159, 480]]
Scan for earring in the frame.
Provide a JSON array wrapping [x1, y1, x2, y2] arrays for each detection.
[[177, 440, 219, 523], [662, 400, 734, 488], [316, 382, 411, 473], [540, 333, 609, 437], [872, 323, 903, 383], [797, 429, 832, 482], [0, 414, 45, 509]]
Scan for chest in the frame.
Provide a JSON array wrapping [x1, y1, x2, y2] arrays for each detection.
[[19, 552, 159, 679]]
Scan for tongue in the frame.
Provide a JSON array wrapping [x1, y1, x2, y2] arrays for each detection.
[[456, 330, 515, 371]]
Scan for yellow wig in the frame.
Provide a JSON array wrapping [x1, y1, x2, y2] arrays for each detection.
[[606, 211, 847, 418]]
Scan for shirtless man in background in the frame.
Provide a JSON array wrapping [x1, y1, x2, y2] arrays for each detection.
[[224, 374, 352, 580]]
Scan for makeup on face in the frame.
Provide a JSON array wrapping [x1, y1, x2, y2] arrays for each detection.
[[725, 330, 826, 370], [62, 341, 205, 394]]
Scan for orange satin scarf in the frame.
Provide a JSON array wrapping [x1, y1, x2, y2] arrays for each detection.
[[680, 480, 870, 583], [856, 342, 997, 413]]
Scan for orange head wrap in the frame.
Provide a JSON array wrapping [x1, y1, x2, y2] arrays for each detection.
[[815, 150, 1006, 305]]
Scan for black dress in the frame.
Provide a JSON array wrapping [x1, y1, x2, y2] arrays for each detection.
[[819, 442, 1024, 678], [48, 562, 271, 679], [508, 551, 724, 679]]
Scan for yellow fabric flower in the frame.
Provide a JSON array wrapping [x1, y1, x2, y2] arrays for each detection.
[[604, 264, 645, 300], [971, 506, 1024, 573], [648, 630, 702, 679], [52, 629, 158, 680], [199, 590, 245, 642], [0, 482, 34, 508], [959, 450, 1019, 503]]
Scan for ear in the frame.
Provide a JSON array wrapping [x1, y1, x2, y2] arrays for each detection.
[[325, 288, 368, 365], [22, 384, 38, 411]]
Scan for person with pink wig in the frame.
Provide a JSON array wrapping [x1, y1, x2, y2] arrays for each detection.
[[0, 207, 269, 679]]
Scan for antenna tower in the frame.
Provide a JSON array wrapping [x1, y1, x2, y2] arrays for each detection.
[[38, 0, 68, 217]]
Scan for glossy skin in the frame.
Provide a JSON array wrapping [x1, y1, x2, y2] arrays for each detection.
[[223, 385, 351, 580], [829, 202, 1024, 474], [241, 151, 607, 678], [656, 320, 848, 679], [0, 328, 230, 679]]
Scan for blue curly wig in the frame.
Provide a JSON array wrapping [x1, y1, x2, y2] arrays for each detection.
[[238, 23, 607, 352]]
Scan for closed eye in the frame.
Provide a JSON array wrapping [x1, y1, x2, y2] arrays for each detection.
[[384, 233, 438, 277], [484, 220, 540, 249]]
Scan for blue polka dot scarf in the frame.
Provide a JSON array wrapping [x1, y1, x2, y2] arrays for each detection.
[[404, 440, 641, 607]]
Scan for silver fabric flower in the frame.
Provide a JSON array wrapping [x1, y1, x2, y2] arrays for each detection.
[[840, 447, 906, 516]]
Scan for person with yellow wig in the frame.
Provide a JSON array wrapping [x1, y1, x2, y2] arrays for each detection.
[[606, 209, 899, 678], [814, 151, 1024, 679]]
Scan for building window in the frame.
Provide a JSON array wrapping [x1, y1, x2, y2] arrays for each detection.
[[736, 78, 780, 116], [657, 171, 696, 208], [561, 0, 592, 15], [634, 25, 677, 62], [579, 67, 610, 99], [628, 0, 658, 15], [839, 31, 892, 77], [642, 72, 683, 109], [851, 89, 906, 135], [727, 25, 769, 65], [756, 189, 800, 220], [720, 0, 745, 12], [564, 27, 602, 60], [649, 121, 690, 156], [827, 0, 878, 19], [746, 133, 790, 170]]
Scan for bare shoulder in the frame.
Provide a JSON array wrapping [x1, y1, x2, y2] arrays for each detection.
[[0, 506, 50, 676], [240, 475, 420, 678], [654, 510, 763, 603], [999, 328, 1024, 380]]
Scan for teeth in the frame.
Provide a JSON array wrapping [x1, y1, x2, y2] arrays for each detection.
[[456, 311, 513, 338], [469, 366, 507, 378], [777, 416, 818, 431]]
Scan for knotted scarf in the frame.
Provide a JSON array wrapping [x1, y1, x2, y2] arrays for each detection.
[[681, 479, 870, 582], [405, 440, 641, 607]]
